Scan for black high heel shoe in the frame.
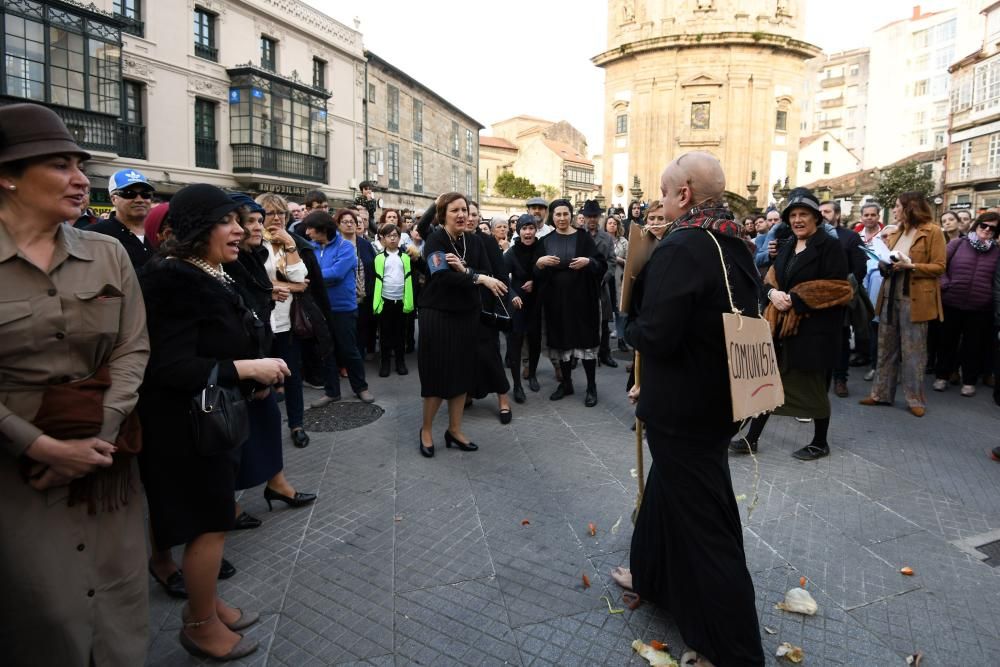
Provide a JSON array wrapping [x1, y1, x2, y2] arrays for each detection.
[[419, 428, 434, 458], [263, 486, 317, 511], [444, 430, 478, 452]]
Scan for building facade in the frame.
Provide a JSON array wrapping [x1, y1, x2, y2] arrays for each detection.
[[864, 5, 970, 169], [801, 48, 869, 165], [795, 132, 860, 186], [363, 51, 482, 214], [0, 0, 368, 210], [592, 0, 820, 211], [478, 116, 597, 205], [944, 1, 1000, 212]]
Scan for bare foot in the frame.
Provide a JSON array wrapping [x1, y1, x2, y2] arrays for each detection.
[[681, 651, 717, 667], [610, 566, 633, 590]]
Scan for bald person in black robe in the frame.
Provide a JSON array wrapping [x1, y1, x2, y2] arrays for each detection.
[[615, 152, 765, 667]]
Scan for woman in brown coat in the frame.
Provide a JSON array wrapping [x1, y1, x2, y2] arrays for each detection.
[[861, 192, 946, 416], [0, 104, 150, 665]]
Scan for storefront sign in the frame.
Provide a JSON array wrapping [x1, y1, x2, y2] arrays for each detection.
[[252, 182, 309, 197], [951, 201, 972, 210]]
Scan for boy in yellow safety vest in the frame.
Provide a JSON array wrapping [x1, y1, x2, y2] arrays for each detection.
[[373, 222, 419, 376]]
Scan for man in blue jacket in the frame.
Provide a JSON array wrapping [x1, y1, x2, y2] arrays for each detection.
[[302, 211, 374, 404]]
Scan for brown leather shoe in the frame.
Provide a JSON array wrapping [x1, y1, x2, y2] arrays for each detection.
[[908, 406, 925, 417], [859, 397, 890, 406], [834, 380, 849, 397]]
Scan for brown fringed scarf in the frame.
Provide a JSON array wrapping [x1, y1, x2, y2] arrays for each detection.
[[763, 266, 852, 339], [20, 366, 141, 513]]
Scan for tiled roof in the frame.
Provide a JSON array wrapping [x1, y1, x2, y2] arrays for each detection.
[[542, 140, 592, 166]]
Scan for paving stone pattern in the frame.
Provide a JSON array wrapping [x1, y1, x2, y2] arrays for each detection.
[[146, 356, 1000, 666]]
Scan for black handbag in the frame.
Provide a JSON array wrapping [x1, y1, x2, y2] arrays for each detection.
[[189, 363, 250, 456], [480, 287, 513, 332], [289, 296, 315, 339]]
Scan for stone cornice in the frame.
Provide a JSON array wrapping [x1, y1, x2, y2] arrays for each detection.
[[233, 0, 363, 59], [592, 31, 821, 67]]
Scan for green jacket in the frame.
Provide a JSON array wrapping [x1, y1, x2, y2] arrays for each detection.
[[373, 250, 414, 314]]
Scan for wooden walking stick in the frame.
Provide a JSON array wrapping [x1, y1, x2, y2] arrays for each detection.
[[631, 351, 644, 525]]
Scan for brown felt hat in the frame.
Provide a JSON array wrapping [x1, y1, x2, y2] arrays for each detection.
[[0, 103, 91, 165]]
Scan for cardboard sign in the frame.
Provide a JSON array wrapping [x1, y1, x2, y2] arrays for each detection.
[[723, 312, 784, 421], [619, 224, 660, 313]]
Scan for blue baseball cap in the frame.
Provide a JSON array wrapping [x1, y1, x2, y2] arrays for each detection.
[[108, 168, 153, 193]]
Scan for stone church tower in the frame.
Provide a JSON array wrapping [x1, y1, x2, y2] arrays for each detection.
[[592, 0, 821, 211]]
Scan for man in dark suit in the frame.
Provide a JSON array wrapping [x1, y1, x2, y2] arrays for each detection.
[[614, 152, 765, 667], [821, 200, 868, 397]]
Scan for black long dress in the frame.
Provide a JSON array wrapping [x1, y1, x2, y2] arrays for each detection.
[[139, 260, 268, 548], [625, 226, 765, 666], [535, 228, 606, 351], [225, 248, 284, 491], [470, 231, 511, 399], [417, 228, 488, 399]]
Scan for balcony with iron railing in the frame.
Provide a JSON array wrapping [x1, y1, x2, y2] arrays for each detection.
[[820, 76, 846, 88], [118, 122, 145, 159], [818, 118, 843, 129], [117, 16, 144, 38], [196, 138, 218, 169], [195, 43, 218, 62], [820, 96, 844, 109], [231, 144, 326, 182]]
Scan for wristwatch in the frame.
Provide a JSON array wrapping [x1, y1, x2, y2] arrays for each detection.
[[284, 246, 298, 253]]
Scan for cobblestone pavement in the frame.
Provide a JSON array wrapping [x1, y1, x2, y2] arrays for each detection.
[[146, 352, 1000, 666]]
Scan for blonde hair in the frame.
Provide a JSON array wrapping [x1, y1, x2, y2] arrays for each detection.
[[255, 192, 287, 213]]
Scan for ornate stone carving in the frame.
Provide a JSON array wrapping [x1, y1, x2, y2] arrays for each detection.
[[253, 0, 359, 52], [188, 0, 227, 15], [188, 75, 228, 100]]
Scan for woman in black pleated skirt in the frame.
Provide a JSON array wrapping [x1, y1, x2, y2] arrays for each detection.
[[417, 193, 508, 458]]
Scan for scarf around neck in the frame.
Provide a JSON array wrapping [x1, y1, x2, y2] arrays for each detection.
[[670, 201, 755, 253], [969, 235, 996, 253]]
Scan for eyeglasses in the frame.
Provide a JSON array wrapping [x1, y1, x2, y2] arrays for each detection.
[[265, 210, 287, 218], [114, 189, 154, 200], [978, 222, 997, 232]]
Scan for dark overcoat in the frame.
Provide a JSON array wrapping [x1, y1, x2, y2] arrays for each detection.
[[138, 260, 267, 548], [626, 228, 762, 440], [771, 227, 849, 372]]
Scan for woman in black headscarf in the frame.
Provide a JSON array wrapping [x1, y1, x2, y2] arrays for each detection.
[[534, 199, 607, 407]]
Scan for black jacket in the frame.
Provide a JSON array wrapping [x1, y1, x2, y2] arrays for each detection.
[[835, 226, 867, 285], [89, 219, 154, 269], [138, 260, 267, 457], [626, 228, 762, 440], [772, 228, 849, 371], [418, 228, 489, 314]]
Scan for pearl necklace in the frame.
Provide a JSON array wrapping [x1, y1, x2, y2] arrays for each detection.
[[186, 257, 236, 288]]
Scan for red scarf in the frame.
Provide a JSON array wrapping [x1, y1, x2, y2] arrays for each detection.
[[670, 202, 755, 254]]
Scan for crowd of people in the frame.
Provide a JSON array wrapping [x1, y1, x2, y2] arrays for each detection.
[[0, 103, 647, 663], [5, 101, 1000, 666]]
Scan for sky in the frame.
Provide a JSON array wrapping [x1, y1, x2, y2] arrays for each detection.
[[309, 0, 956, 155]]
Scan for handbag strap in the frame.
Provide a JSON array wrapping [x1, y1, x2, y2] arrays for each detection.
[[206, 363, 220, 388]]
